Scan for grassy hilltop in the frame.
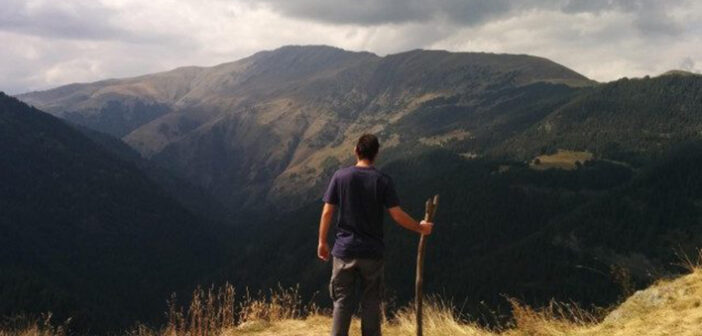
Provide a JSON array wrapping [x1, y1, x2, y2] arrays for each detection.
[[6, 259, 701, 336]]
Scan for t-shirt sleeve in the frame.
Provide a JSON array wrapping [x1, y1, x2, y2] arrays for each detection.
[[322, 173, 339, 205], [383, 176, 400, 208]]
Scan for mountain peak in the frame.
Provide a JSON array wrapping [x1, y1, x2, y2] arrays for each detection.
[[659, 69, 700, 77], [252, 44, 378, 60]]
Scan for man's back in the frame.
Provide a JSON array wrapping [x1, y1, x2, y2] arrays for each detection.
[[318, 134, 433, 336], [323, 166, 399, 259]]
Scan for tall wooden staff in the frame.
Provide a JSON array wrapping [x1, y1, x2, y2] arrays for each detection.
[[415, 194, 439, 336]]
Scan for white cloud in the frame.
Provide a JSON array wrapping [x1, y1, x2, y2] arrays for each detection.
[[1, 0, 701, 94]]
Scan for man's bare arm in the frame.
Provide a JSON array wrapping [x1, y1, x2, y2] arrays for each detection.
[[317, 203, 336, 261], [388, 206, 433, 235]]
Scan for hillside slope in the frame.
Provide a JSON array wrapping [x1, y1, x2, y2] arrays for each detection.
[[0, 93, 225, 332], [17, 45, 594, 210], [582, 268, 702, 336], [495, 74, 702, 163], [18, 47, 702, 215]]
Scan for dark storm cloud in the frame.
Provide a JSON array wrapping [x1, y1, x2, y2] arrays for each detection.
[[248, 0, 686, 35], [243, 0, 523, 25]]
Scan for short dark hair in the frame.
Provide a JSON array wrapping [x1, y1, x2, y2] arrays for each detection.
[[355, 134, 380, 161]]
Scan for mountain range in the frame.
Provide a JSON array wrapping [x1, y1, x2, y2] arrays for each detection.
[[17, 45, 594, 211], [6, 45, 702, 332]]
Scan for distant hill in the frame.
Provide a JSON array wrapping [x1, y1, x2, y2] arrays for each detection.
[[495, 74, 702, 164], [0, 93, 226, 332], [17, 45, 595, 211], [659, 69, 699, 77]]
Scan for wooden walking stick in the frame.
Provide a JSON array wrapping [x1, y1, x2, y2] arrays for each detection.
[[415, 194, 438, 336]]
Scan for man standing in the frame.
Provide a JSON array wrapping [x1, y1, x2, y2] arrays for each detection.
[[317, 134, 434, 336]]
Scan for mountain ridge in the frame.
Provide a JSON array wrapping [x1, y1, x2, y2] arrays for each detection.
[[16, 45, 595, 211], [16, 45, 591, 101]]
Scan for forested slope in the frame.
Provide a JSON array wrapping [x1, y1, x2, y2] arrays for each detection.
[[0, 93, 226, 332]]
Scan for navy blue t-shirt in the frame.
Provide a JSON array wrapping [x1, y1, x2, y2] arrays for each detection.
[[323, 165, 400, 259]]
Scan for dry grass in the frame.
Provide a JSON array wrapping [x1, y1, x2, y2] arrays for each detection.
[[5, 256, 702, 336], [385, 300, 491, 336], [128, 283, 318, 336], [500, 299, 596, 336], [0, 314, 69, 336], [578, 265, 702, 336]]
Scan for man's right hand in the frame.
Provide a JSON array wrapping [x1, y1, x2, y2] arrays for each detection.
[[419, 220, 434, 235], [318, 242, 330, 261]]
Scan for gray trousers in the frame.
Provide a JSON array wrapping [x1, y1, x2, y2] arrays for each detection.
[[330, 257, 384, 336]]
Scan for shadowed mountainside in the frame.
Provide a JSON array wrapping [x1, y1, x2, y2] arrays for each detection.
[[0, 93, 227, 332]]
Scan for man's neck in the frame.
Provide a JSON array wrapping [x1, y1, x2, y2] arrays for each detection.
[[355, 159, 374, 168]]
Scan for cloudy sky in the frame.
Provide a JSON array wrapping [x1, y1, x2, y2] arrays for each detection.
[[2, 0, 701, 94]]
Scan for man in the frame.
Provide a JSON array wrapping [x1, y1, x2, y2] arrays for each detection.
[[317, 134, 434, 336]]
